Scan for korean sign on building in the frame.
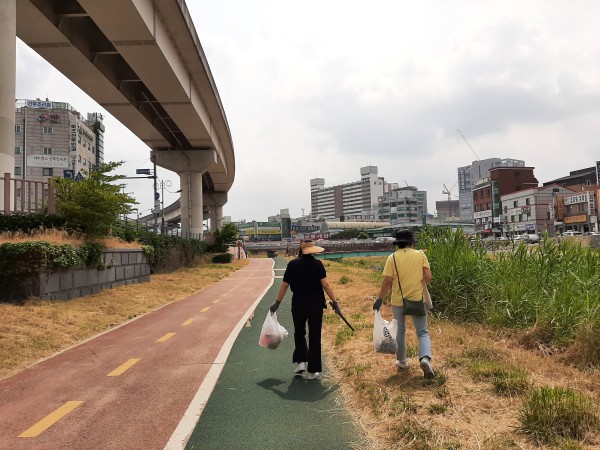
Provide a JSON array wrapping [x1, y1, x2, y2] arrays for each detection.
[[27, 155, 69, 168]]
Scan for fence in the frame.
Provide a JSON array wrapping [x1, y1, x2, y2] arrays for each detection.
[[1, 173, 56, 215]]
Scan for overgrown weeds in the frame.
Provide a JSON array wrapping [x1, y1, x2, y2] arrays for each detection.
[[516, 386, 600, 444]]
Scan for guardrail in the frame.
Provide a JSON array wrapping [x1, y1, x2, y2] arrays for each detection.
[[1, 173, 56, 215]]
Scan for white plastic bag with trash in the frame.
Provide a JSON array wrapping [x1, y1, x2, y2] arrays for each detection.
[[258, 311, 288, 350], [373, 310, 398, 354]]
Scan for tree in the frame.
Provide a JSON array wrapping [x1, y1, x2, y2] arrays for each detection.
[[210, 223, 239, 252], [52, 161, 137, 237]]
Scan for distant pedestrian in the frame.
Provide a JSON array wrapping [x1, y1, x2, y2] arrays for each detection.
[[372, 229, 435, 378], [269, 240, 340, 380]]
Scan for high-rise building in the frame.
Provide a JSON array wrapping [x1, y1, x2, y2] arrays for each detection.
[[310, 166, 384, 221], [457, 158, 525, 221], [13, 99, 104, 183]]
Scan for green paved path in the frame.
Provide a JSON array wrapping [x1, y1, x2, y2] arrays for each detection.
[[185, 258, 362, 450]]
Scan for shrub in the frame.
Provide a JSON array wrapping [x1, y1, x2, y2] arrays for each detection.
[[339, 275, 352, 284], [0, 213, 67, 233], [516, 386, 600, 444], [211, 253, 233, 264]]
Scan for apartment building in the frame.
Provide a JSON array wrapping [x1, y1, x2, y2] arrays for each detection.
[[310, 166, 384, 221], [14, 99, 105, 183]]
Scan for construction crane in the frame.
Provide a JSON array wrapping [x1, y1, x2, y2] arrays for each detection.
[[456, 128, 480, 161], [442, 181, 458, 202]]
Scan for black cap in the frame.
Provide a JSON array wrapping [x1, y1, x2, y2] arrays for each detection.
[[393, 229, 417, 245]]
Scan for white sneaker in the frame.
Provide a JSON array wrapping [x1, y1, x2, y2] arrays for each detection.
[[294, 362, 306, 374], [306, 372, 321, 380], [420, 357, 435, 379], [395, 360, 409, 370]]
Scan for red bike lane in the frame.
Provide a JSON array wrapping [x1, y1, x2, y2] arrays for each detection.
[[0, 258, 274, 450]]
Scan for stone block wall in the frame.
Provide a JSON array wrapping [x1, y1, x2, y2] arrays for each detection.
[[21, 248, 150, 301]]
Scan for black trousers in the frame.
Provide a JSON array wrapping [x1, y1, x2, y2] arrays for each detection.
[[291, 301, 324, 373]]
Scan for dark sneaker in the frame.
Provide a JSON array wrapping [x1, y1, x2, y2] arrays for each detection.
[[420, 357, 435, 379]]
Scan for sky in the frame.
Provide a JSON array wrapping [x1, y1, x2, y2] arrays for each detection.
[[15, 1, 600, 222]]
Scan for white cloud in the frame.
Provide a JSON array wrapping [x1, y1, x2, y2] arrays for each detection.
[[14, 1, 600, 221]]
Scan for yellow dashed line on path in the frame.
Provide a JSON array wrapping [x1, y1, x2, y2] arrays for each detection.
[[156, 332, 176, 342], [212, 299, 221, 304], [19, 401, 84, 438], [200, 306, 211, 313], [181, 318, 194, 326], [107, 358, 140, 377]]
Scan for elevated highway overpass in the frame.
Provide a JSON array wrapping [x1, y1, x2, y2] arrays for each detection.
[[0, 0, 234, 236]]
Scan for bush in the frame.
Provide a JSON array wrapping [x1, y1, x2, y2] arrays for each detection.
[[0, 213, 67, 233], [517, 386, 599, 444], [211, 253, 233, 264]]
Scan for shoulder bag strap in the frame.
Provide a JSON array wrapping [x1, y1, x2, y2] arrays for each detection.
[[392, 255, 404, 300]]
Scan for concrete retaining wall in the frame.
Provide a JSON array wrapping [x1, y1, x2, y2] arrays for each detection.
[[18, 248, 150, 301]]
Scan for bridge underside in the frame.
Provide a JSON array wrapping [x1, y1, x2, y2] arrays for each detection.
[[6, 0, 235, 235]]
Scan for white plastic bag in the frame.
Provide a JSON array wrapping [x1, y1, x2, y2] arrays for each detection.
[[373, 310, 398, 354], [258, 311, 288, 350]]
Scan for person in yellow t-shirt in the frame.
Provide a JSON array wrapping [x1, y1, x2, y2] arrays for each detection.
[[373, 229, 435, 378]]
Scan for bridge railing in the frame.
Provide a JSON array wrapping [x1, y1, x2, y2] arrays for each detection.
[[1, 173, 56, 215]]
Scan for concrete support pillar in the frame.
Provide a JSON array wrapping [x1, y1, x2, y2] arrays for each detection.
[[189, 171, 203, 236], [0, 2, 16, 208], [178, 170, 204, 237], [152, 149, 217, 238], [203, 192, 227, 232]]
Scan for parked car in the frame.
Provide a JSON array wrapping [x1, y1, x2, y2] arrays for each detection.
[[522, 233, 540, 243], [562, 230, 583, 236]]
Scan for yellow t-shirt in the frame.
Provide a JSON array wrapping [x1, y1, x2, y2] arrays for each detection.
[[382, 248, 430, 306]]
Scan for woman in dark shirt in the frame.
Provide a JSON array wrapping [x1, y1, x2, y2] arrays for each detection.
[[269, 240, 340, 380]]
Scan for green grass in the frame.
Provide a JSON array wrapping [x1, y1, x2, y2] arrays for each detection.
[[516, 386, 600, 444], [334, 326, 354, 346]]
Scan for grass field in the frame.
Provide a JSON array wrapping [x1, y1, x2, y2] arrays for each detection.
[[2, 241, 599, 448], [321, 255, 600, 449]]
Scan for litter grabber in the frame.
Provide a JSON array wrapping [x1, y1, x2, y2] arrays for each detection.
[[328, 301, 355, 332]]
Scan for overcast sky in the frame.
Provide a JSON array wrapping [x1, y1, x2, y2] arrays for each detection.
[[15, 1, 600, 221]]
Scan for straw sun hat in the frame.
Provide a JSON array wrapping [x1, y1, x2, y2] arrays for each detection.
[[300, 240, 325, 254]]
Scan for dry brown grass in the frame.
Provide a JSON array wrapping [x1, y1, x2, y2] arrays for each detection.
[[0, 228, 141, 248], [321, 258, 600, 450], [0, 259, 248, 380]]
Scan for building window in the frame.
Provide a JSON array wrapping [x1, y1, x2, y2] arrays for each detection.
[[14, 167, 22, 176], [513, 200, 518, 207], [43, 147, 53, 155], [42, 168, 53, 176], [15, 125, 22, 133], [525, 198, 530, 205], [78, 155, 81, 163], [43, 126, 53, 134], [15, 146, 21, 154], [586, 180, 592, 186], [16, 188, 21, 198]]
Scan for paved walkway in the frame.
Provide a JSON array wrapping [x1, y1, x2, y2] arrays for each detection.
[[0, 257, 361, 449], [183, 257, 360, 450]]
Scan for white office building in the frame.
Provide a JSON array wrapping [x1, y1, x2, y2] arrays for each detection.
[[310, 166, 384, 221]]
